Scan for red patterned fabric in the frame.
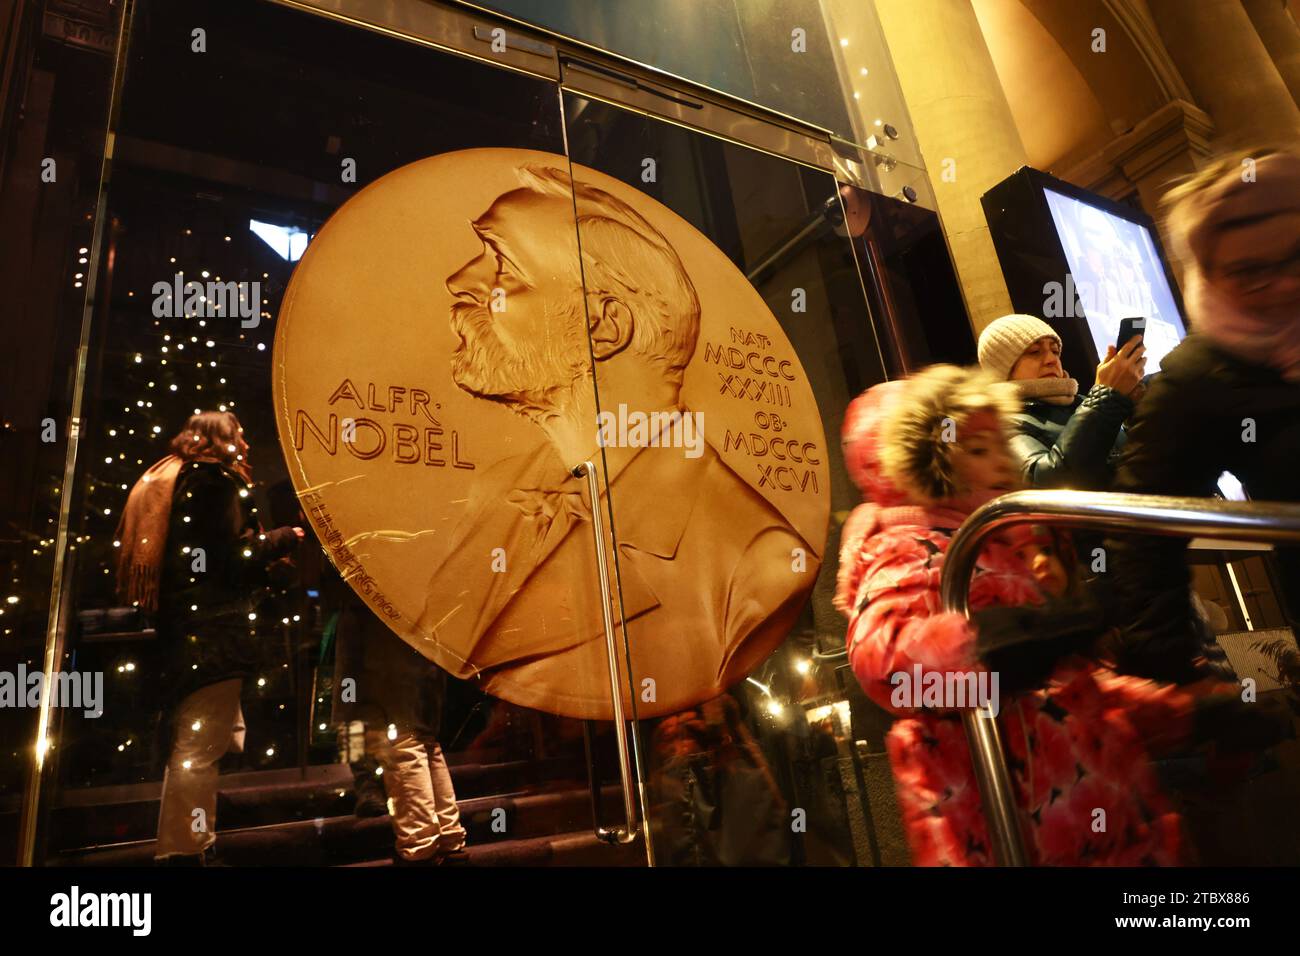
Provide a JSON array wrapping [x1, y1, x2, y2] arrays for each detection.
[[838, 380, 1211, 866], [844, 509, 1204, 866]]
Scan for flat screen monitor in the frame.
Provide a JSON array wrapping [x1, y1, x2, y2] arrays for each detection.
[[1041, 187, 1186, 369], [983, 167, 1189, 382]]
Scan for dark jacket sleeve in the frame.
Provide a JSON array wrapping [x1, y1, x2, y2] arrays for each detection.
[[1104, 369, 1228, 682], [174, 464, 297, 587], [241, 524, 299, 564], [1010, 385, 1133, 490]]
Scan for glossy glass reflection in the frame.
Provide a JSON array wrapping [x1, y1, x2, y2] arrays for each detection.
[[564, 90, 896, 865], [35, 0, 627, 868], [0, 0, 121, 864], [478, 0, 921, 167]]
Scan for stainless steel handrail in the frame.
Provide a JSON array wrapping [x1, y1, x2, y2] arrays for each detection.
[[939, 490, 1300, 866], [572, 461, 639, 845]]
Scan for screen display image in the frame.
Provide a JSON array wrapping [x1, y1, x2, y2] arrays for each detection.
[[1043, 187, 1185, 368]]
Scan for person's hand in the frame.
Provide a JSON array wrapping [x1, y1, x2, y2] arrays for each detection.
[[292, 526, 305, 539], [1095, 336, 1146, 396], [1090, 627, 1123, 667]]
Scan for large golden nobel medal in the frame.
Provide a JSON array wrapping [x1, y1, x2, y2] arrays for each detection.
[[274, 148, 830, 719]]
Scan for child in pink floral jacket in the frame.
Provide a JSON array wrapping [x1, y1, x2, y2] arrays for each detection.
[[835, 365, 1238, 866]]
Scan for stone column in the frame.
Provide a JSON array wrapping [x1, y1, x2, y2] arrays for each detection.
[[1242, 0, 1300, 110], [1146, 0, 1300, 145], [875, 0, 1029, 332]]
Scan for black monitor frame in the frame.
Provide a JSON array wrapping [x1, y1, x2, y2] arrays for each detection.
[[982, 165, 1188, 381]]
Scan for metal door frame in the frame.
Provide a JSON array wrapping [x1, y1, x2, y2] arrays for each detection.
[[270, 0, 847, 177], [265, 0, 892, 872]]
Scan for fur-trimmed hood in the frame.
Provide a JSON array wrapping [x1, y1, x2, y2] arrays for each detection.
[[834, 366, 1021, 616], [844, 365, 1020, 507]]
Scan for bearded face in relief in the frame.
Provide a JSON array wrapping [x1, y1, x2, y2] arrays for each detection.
[[446, 189, 591, 413]]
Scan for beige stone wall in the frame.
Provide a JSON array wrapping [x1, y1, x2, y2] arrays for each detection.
[[874, 0, 1300, 337], [1242, 0, 1300, 116], [1148, 0, 1300, 147], [875, 0, 1028, 334]]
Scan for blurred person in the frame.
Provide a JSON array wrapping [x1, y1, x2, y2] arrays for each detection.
[[332, 587, 468, 866], [316, 576, 388, 819], [834, 366, 1272, 866], [1009, 525, 1227, 665], [647, 692, 790, 866], [1012, 525, 1080, 601], [115, 411, 303, 865], [978, 313, 1145, 491], [1108, 146, 1300, 683]]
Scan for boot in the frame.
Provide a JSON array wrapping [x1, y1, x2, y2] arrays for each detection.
[[352, 759, 388, 818]]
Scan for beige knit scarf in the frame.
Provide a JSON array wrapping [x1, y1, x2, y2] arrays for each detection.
[[114, 455, 185, 612], [1013, 376, 1079, 406]]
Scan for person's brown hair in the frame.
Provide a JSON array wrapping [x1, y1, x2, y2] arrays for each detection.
[[168, 410, 251, 482]]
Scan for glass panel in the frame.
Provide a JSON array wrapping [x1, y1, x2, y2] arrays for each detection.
[[33, 0, 637, 867], [821, 0, 925, 170], [563, 90, 894, 865], [837, 181, 976, 377], [0, 0, 123, 865], [478, 0, 921, 161]]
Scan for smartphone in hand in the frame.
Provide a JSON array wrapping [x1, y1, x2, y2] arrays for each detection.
[[1116, 317, 1146, 352]]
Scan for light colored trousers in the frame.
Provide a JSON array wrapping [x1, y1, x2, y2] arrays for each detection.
[[155, 678, 245, 860], [366, 729, 466, 861]]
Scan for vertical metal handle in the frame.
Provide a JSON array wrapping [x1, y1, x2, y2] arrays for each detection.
[[941, 490, 1300, 866], [571, 460, 639, 845], [959, 707, 1027, 866]]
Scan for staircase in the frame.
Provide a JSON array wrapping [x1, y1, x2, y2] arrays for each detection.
[[39, 756, 647, 867]]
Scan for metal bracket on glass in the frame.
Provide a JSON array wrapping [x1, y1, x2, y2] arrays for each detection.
[[561, 56, 704, 110], [471, 23, 555, 58], [571, 460, 640, 846]]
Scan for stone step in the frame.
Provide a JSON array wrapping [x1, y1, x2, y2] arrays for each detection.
[[48, 785, 628, 866], [343, 830, 647, 867], [43, 755, 597, 852]]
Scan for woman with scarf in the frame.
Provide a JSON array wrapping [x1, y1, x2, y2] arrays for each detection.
[[115, 410, 302, 864], [1108, 147, 1300, 684], [977, 312, 1146, 492]]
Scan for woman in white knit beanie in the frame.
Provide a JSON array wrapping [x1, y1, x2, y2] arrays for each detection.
[[977, 312, 1145, 491]]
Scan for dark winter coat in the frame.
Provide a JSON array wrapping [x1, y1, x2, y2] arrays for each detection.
[[155, 461, 298, 701], [1107, 334, 1300, 682], [1009, 384, 1133, 491], [647, 693, 791, 866], [330, 588, 446, 737]]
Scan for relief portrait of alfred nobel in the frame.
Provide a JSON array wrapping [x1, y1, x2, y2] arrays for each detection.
[[415, 164, 816, 719]]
